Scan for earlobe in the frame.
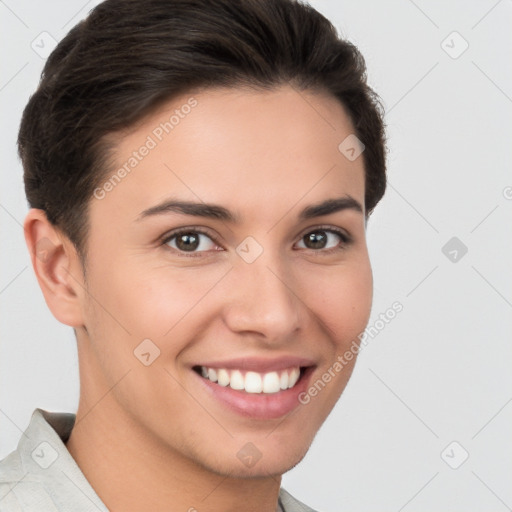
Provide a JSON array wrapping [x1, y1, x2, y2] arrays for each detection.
[[24, 208, 85, 327]]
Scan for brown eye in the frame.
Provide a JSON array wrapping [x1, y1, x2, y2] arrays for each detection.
[[164, 230, 218, 253], [175, 232, 200, 251], [304, 231, 328, 249], [296, 228, 349, 252]]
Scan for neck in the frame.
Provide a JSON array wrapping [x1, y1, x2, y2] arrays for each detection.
[[66, 392, 281, 512]]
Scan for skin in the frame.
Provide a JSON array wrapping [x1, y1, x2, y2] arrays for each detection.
[[24, 85, 373, 512]]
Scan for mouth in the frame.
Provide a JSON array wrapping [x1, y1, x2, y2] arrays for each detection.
[[193, 365, 304, 394], [192, 360, 315, 419]]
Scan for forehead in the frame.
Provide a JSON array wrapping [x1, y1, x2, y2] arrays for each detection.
[[91, 85, 365, 227]]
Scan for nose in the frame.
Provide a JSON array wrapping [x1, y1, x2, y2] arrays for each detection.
[[221, 251, 303, 345]]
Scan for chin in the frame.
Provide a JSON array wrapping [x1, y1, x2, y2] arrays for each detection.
[[198, 442, 311, 479]]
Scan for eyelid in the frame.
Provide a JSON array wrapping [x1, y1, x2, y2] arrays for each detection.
[[161, 225, 218, 241]]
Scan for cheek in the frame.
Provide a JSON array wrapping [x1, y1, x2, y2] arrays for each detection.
[[83, 258, 235, 372], [123, 265, 231, 337], [305, 258, 373, 347]]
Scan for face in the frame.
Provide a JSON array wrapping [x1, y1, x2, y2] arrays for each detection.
[[75, 85, 373, 477]]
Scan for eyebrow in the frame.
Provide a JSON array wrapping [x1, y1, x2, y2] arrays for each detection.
[[136, 195, 363, 223]]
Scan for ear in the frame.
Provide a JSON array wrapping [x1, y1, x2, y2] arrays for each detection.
[[24, 208, 86, 327]]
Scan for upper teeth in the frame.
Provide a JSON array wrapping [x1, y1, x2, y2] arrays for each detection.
[[200, 366, 301, 394]]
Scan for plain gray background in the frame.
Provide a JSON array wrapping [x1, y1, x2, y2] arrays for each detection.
[[1, 1, 511, 511]]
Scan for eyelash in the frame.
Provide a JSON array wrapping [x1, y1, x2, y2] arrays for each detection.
[[160, 225, 352, 258]]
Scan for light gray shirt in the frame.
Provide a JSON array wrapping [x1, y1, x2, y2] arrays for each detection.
[[0, 409, 316, 511]]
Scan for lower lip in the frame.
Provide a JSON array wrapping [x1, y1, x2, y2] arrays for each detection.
[[195, 367, 314, 420]]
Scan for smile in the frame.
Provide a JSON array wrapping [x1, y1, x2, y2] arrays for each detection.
[[192, 357, 316, 419], [197, 366, 301, 394]]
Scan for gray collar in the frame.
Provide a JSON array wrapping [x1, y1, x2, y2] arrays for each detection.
[[1, 408, 315, 512]]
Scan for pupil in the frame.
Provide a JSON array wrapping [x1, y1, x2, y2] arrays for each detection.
[[177, 232, 199, 251], [306, 231, 326, 249]]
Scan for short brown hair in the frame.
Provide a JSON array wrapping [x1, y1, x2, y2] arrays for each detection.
[[18, 0, 386, 267]]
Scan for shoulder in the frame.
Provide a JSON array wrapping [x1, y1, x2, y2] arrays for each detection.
[[0, 448, 24, 484], [0, 449, 50, 511], [0, 408, 78, 511]]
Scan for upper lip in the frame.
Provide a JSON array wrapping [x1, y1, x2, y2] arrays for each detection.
[[193, 356, 316, 373]]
